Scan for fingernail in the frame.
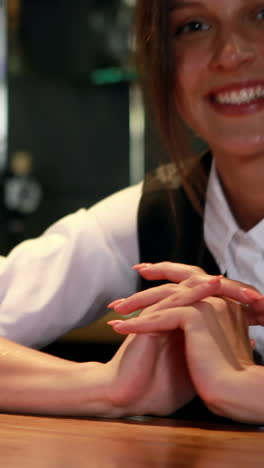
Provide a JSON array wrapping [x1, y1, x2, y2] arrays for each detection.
[[242, 288, 263, 301], [250, 339, 256, 349], [107, 320, 124, 327], [133, 263, 152, 270], [107, 299, 125, 309]]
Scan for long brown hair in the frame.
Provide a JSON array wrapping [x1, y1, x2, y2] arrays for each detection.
[[135, 0, 208, 213]]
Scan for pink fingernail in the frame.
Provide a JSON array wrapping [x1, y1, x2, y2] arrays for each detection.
[[242, 288, 263, 300], [107, 299, 125, 309], [107, 320, 124, 326], [133, 263, 152, 270], [250, 339, 256, 349]]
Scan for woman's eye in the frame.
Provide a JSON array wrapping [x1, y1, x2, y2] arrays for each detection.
[[174, 21, 210, 37]]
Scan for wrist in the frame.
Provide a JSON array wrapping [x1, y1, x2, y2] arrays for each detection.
[[19, 361, 120, 418], [203, 364, 264, 424], [68, 361, 124, 418]]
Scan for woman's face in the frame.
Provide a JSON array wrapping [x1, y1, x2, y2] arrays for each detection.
[[170, 0, 264, 159]]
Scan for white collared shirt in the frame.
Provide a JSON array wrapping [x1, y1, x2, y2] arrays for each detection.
[[204, 161, 264, 354]]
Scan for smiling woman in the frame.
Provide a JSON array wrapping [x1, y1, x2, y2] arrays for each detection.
[[0, 0, 264, 423], [107, 0, 264, 423]]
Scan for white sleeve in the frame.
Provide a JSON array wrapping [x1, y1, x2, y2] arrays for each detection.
[[0, 182, 143, 348]]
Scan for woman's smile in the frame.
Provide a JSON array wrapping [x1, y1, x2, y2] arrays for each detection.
[[206, 80, 264, 116]]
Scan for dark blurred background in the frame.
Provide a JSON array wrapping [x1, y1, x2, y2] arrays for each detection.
[[5, 0, 139, 250]]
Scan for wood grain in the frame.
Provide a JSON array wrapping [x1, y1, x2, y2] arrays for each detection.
[[0, 413, 263, 467]]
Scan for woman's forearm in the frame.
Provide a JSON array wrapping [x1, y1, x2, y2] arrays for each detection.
[[206, 365, 264, 424], [0, 337, 115, 417], [0, 331, 195, 418]]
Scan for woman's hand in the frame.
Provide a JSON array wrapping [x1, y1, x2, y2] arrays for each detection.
[[108, 296, 261, 423], [108, 262, 264, 325], [104, 329, 195, 417]]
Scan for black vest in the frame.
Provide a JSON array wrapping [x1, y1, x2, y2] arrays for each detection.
[[138, 154, 220, 290]]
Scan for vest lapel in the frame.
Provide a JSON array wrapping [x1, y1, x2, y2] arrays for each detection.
[[138, 154, 220, 290]]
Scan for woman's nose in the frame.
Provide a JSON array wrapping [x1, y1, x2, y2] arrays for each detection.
[[210, 32, 255, 72]]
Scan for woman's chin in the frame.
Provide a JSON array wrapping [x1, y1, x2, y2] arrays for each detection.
[[208, 137, 264, 163]]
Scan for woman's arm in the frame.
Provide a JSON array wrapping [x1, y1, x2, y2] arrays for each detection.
[[0, 183, 142, 348], [0, 336, 113, 416], [0, 327, 195, 417]]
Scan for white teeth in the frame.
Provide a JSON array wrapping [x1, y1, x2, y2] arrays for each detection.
[[215, 86, 264, 105]]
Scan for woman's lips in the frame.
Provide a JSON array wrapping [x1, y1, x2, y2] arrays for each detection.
[[206, 81, 264, 116], [207, 96, 264, 116]]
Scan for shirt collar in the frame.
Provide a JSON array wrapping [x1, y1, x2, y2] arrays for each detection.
[[204, 160, 238, 274]]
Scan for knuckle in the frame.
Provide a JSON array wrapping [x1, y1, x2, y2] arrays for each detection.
[[160, 261, 173, 269], [170, 292, 181, 303], [185, 274, 208, 288], [162, 283, 177, 294], [170, 288, 188, 303], [146, 311, 163, 322], [188, 265, 204, 274]]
